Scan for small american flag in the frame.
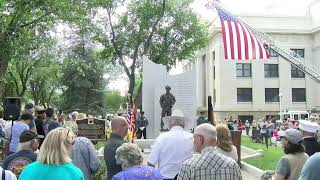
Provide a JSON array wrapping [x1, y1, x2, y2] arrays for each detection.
[[127, 102, 136, 132], [215, 5, 270, 60]]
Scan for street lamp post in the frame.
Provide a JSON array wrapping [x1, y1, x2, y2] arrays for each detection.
[[279, 89, 283, 121]]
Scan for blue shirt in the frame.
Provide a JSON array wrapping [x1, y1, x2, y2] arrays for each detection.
[[112, 165, 162, 180], [299, 152, 320, 180], [19, 161, 84, 180], [9, 122, 29, 153]]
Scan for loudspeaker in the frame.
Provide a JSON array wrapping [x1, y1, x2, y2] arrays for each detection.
[[3, 97, 21, 121]]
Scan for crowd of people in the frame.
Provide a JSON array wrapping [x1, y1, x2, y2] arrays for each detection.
[[1, 102, 320, 180], [0, 103, 100, 180]]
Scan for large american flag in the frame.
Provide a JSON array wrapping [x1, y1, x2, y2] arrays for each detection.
[[215, 5, 270, 60]]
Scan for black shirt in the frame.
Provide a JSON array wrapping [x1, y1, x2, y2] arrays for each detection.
[[104, 133, 125, 180], [3, 150, 37, 178]]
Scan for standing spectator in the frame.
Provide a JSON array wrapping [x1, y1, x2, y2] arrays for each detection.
[[260, 119, 269, 148], [34, 108, 46, 147], [196, 110, 208, 126], [136, 111, 149, 139], [273, 129, 308, 180], [245, 120, 250, 136], [23, 103, 37, 132], [3, 130, 39, 178], [215, 125, 238, 161], [178, 123, 242, 180], [9, 113, 32, 154], [112, 143, 162, 180], [237, 119, 244, 132], [64, 121, 100, 180], [299, 152, 320, 180], [43, 108, 61, 136], [232, 120, 238, 131], [71, 111, 79, 121], [104, 117, 128, 180], [19, 128, 84, 180], [299, 120, 320, 156], [148, 110, 193, 179]]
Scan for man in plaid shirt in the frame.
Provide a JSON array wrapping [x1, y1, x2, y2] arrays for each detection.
[[178, 123, 242, 180]]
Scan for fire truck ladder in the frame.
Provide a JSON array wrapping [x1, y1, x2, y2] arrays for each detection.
[[209, 2, 320, 84]]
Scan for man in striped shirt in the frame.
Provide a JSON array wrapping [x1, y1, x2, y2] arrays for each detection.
[[178, 123, 242, 180]]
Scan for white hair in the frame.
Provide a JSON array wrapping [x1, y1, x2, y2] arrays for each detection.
[[167, 117, 185, 128], [17, 140, 33, 151], [195, 123, 217, 142], [115, 143, 143, 169]]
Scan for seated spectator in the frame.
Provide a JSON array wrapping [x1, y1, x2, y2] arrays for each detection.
[[3, 130, 39, 178], [63, 121, 100, 180], [0, 166, 17, 180], [148, 109, 193, 179], [112, 143, 162, 180], [178, 123, 242, 180], [299, 152, 320, 180], [19, 127, 84, 180], [273, 129, 309, 180], [9, 113, 32, 154], [215, 124, 238, 161]]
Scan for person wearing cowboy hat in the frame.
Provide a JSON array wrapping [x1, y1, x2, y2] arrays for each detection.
[[159, 85, 176, 131], [299, 120, 320, 156], [148, 109, 193, 180]]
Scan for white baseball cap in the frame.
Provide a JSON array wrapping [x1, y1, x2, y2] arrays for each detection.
[[299, 120, 320, 133]]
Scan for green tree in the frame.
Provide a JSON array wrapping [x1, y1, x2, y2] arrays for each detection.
[[60, 30, 107, 115], [0, 0, 103, 96], [95, 0, 209, 103], [105, 91, 124, 114]]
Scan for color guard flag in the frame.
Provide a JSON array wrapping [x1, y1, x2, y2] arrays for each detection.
[[215, 5, 270, 60]]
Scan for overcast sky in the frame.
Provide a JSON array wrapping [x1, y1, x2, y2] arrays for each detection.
[[109, 0, 318, 95]]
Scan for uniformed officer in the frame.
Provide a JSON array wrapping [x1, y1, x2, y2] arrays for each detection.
[[299, 120, 320, 156], [159, 85, 176, 131]]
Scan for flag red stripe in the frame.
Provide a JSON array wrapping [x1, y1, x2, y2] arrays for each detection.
[[240, 24, 249, 60], [258, 42, 263, 59], [248, 29, 256, 59], [234, 23, 242, 60], [227, 21, 235, 59], [220, 21, 228, 59]]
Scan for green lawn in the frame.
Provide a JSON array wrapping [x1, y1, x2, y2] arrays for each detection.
[[242, 136, 284, 170]]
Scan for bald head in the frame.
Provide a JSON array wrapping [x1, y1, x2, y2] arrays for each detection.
[[193, 123, 217, 152], [195, 123, 217, 142], [111, 116, 129, 138]]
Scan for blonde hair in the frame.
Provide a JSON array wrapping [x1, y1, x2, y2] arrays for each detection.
[[37, 127, 74, 165], [63, 121, 79, 135], [216, 125, 233, 152]]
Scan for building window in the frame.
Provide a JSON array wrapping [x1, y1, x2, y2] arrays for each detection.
[[291, 65, 305, 78], [236, 63, 252, 77], [267, 48, 278, 57], [292, 88, 306, 102], [265, 88, 279, 102], [237, 88, 252, 102], [264, 64, 278, 77], [290, 49, 305, 58]]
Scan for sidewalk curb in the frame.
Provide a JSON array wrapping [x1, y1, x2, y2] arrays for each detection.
[[241, 146, 264, 160], [241, 161, 264, 177]]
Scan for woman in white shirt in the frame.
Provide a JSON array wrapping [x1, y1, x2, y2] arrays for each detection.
[[215, 124, 238, 161]]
